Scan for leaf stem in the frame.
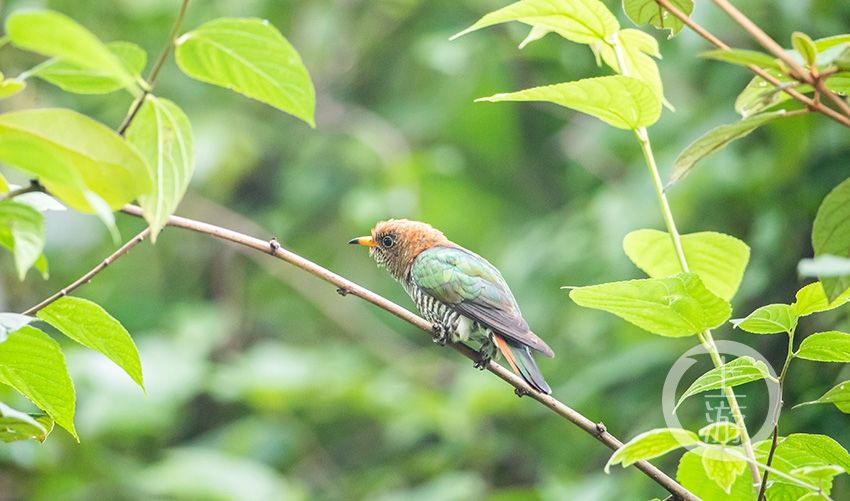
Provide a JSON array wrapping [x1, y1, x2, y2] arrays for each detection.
[[0, 180, 44, 201]]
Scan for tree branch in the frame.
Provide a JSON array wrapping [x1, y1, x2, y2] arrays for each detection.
[[110, 203, 695, 500], [0, 180, 44, 201]]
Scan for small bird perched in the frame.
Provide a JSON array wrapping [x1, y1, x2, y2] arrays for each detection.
[[349, 219, 554, 394]]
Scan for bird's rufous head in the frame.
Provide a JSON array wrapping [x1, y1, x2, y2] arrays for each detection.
[[349, 219, 450, 279]]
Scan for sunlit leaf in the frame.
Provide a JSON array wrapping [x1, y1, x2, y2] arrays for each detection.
[[568, 272, 731, 337], [791, 32, 818, 67], [734, 70, 807, 118], [676, 357, 776, 409], [175, 18, 315, 126], [0, 200, 44, 280], [623, 0, 693, 38], [731, 303, 798, 334], [0, 78, 25, 100], [597, 29, 665, 103], [0, 401, 52, 443], [0, 326, 76, 440], [677, 448, 757, 499], [31, 41, 147, 95], [700, 48, 781, 70], [792, 281, 850, 316], [700, 446, 748, 494], [477, 75, 660, 129], [37, 296, 144, 390], [605, 428, 699, 471], [670, 110, 791, 184], [812, 177, 850, 301], [796, 331, 850, 363], [623, 229, 750, 301], [698, 422, 740, 445], [794, 381, 850, 413], [754, 434, 850, 493], [126, 95, 194, 241]]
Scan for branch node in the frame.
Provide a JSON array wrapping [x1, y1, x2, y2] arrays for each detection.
[[595, 421, 608, 436], [514, 387, 529, 398], [268, 238, 280, 255]]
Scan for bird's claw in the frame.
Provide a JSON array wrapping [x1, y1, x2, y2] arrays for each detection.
[[473, 352, 491, 370], [431, 323, 449, 346]]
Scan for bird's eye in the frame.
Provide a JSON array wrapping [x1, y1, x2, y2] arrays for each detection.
[[381, 235, 395, 248]]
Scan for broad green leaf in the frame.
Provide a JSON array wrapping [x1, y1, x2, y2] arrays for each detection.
[[792, 32, 818, 67], [698, 422, 740, 445], [796, 331, 850, 362], [0, 230, 47, 279], [734, 69, 807, 118], [793, 281, 850, 316], [623, 0, 693, 38], [755, 434, 850, 490], [605, 428, 699, 471], [814, 34, 850, 52], [731, 303, 798, 334], [0, 401, 52, 443], [0, 109, 153, 213], [813, 177, 850, 301], [477, 75, 661, 130], [677, 448, 757, 500], [175, 18, 315, 127], [798, 255, 850, 279], [676, 356, 776, 408], [0, 326, 76, 439], [6, 10, 137, 92], [450, 0, 619, 45], [597, 29, 665, 103], [623, 229, 750, 301], [0, 200, 44, 280], [670, 110, 790, 184], [0, 313, 35, 343], [794, 380, 850, 413], [700, 48, 781, 70], [31, 41, 147, 95], [126, 96, 195, 242], [0, 78, 25, 100], [37, 296, 143, 390], [700, 446, 748, 494], [568, 272, 731, 337]]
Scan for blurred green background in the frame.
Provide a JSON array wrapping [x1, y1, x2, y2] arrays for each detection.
[[2, 0, 850, 499]]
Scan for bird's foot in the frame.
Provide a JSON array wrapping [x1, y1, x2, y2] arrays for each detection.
[[431, 323, 449, 346], [473, 341, 497, 370], [473, 354, 491, 370]]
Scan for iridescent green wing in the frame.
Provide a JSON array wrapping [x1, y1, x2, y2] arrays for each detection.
[[410, 246, 553, 357]]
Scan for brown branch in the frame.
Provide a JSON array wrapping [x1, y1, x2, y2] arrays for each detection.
[[0, 180, 43, 201], [654, 0, 850, 128], [22, 228, 150, 315]]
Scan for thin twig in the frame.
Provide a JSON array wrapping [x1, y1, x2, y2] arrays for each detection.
[[117, 203, 697, 501], [22, 228, 151, 315], [0, 180, 43, 201], [654, 0, 850, 128]]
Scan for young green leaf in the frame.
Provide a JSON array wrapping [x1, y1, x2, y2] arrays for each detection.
[[791, 32, 818, 67], [670, 110, 791, 184], [796, 331, 850, 362], [700, 48, 781, 70], [37, 296, 143, 390], [518, 25, 551, 49], [698, 421, 740, 445], [623, 229, 750, 301], [731, 303, 798, 334], [477, 75, 661, 130], [0, 200, 45, 280], [734, 70, 808, 118], [793, 281, 850, 316], [5, 10, 137, 92], [175, 18, 315, 127], [605, 428, 699, 471], [0, 108, 154, 213], [677, 448, 757, 499], [755, 434, 850, 483], [813, 177, 850, 301], [450, 0, 619, 45], [0, 78, 25, 100], [794, 380, 850, 413], [597, 29, 665, 104], [0, 401, 52, 443], [0, 173, 7, 192], [126, 96, 195, 242], [700, 446, 748, 494], [623, 0, 693, 38], [31, 41, 147, 95], [568, 272, 731, 337], [676, 357, 776, 409], [0, 326, 76, 440]]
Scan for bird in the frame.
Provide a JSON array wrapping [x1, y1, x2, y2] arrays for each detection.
[[349, 219, 554, 394]]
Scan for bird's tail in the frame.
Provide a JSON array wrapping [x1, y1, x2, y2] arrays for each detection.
[[493, 334, 551, 394]]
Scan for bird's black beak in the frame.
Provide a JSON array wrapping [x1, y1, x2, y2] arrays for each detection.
[[348, 236, 377, 247]]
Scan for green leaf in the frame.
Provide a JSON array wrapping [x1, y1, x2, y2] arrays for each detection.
[[477, 75, 661, 130], [813, 177, 850, 301], [792, 281, 850, 316], [700, 446, 748, 494], [605, 428, 699, 471], [700, 48, 781, 70], [623, 229, 750, 301], [792, 32, 818, 67], [450, 0, 619, 45], [796, 331, 850, 362], [0, 326, 76, 440], [0, 108, 153, 214], [676, 357, 776, 409], [6, 10, 137, 92], [623, 0, 693, 38], [37, 296, 143, 390], [677, 448, 757, 500], [568, 272, 731, 337], [0, 200, 44, 280], [698, 422, 741, 445], [0, 78, 26, 100], [755, 434, 850, 492], [0, 401, 52, 443], [126, 95, 195, 242], [734, 69, 807, 118], [175, 18, 315, 127], [794, 380, 850, 413], [0, 173, 8, 192], [670, 110, 791, 184], [31, 41, 147, 95], [731, 303, 798, 334], [597, 29, 665, 104]]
